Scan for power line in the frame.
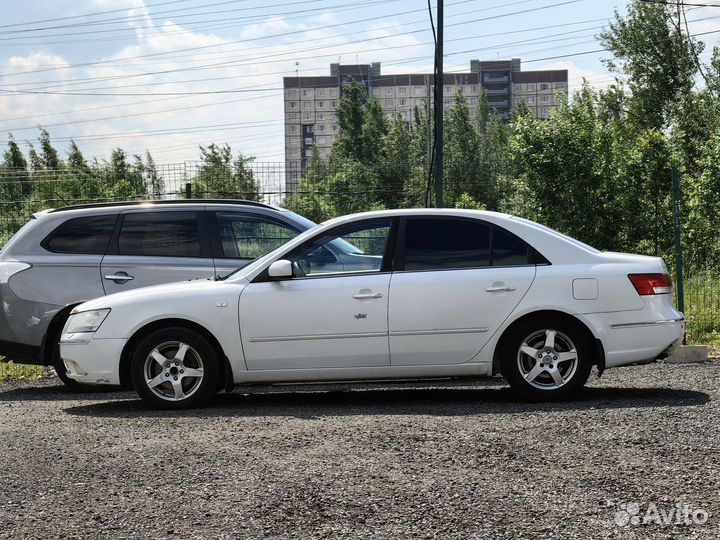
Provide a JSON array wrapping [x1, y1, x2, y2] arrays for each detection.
[[0, 0, 193, 30], [0, 0, 579, 79]]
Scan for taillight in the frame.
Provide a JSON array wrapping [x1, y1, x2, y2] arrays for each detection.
[[628, 273, 672, 295]]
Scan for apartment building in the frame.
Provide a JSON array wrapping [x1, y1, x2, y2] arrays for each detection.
[[283, 60, 568, 189]]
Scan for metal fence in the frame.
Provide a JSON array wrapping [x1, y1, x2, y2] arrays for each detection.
[[0, 161, 717, 344]]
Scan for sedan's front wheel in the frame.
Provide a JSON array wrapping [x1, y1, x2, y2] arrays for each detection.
[[501, 317, 593, 400], [131, 327, 219, 409]]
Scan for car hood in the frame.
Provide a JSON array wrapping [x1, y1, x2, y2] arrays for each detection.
[[75, 277, 250, 312]]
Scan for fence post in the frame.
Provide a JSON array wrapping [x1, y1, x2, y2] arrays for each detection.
[[671, 166, 685, 314], [185, 182, 192, 200]]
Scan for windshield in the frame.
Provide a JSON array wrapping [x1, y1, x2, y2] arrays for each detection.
[[221, 221, 324, 281]]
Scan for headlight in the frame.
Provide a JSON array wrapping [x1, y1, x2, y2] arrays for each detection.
[[60, 309, 110, 344]]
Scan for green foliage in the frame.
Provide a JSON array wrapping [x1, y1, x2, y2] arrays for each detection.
[[191, 143, 260, 201]]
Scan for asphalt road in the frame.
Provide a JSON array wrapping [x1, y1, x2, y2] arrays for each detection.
[[0, 362, 718, 539]]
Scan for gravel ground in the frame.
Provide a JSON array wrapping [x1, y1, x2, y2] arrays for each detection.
[[0, 362, 719, 540]]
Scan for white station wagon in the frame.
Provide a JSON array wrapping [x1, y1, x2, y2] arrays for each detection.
[[60, 209, 684, 408]]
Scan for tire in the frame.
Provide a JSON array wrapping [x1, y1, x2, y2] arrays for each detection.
[[130, 327, 220, 409], [51, 338, 98, 393], [500, 316, 594, 400]]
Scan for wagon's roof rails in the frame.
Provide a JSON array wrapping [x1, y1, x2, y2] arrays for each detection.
[[47, 199, 275, 213]]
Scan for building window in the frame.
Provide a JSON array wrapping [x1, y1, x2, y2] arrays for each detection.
[[317, 125, 325, 132], [330, 88, 338, 96], [385, 99, 393, 107], [304, 113, 312, 120], [445, 85, 452, 94], [286, 89, 298, 98], [470, 85, 478, 93], [305, 149, 313, 156], [332, 125, 338, 131], [542, 95, 549, 103], [331, 100, 337, 107], [540, 83, 549, 91], [302, 101, 312, 109], [289, 101, 297, 108], [303, 89, 311, 97], [318, 137, 326, 144], [528, 96, 535, 104], [385, 88, 393, 95], [318, 101, 324, 108], [372, 88, 380, 96], [288, 113, 298, 120], [399, 87, 407, 95], [399, 99, 407, 106], [414, 86, 423, 95], [513, 84, 522, 92], [306, 125, 313, 133], [291, 149, 299, 157], [527, 83, 535, 91], [443, 98, 451, 106], [554, 82, 565, 89], [317, 89, 324, 97], [290, 126, 297, 133], [469, 97, 477, 105]]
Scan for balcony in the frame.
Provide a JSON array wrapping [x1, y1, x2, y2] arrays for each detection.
[[485, 88, 509, 96], [484, 74, 509, 83]]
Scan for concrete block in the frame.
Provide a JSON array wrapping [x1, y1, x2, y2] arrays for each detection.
[[666, 345, 709, 364]]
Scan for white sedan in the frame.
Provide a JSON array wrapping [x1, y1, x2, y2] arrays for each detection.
[[60, 209, 684, 409]]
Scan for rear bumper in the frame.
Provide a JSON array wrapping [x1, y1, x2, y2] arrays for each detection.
[[591, 315, 685, 368], [60, 338, 126, 386]]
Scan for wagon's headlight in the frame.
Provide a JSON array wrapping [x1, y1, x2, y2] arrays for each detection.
[[60, 309, 111, 344]]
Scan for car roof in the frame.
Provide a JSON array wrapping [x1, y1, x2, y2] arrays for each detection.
[[45, 199, 278, 214]]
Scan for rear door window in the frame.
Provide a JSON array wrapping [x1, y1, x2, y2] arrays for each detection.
[[492, 228, 532, 266], [402, 218, 491, 271], [118, 212, 201, 258], [42, 215, 117, 254]]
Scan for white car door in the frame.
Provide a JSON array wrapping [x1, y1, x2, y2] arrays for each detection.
[[389, 217, 536, 366], [239, 219, 396, 370]]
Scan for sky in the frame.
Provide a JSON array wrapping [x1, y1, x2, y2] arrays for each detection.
[[0, 0, 719, 165]]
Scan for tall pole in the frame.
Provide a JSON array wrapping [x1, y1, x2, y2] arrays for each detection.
[[672, 166, 685, 316], [434, 0, 444, 208]]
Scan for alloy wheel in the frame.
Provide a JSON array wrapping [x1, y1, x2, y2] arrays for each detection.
[[143, 341, 204, 401], [516, 329, 579, 390]]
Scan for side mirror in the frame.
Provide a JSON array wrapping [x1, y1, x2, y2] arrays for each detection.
[[268, 259, 293, 279]]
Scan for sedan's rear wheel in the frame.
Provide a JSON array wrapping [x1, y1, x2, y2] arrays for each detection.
[[131, 327, 219, 409], [501, 317, 593, 400]]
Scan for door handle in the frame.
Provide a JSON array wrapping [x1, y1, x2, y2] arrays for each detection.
[[104, 273, 134, 282], [485, 285, 515, 293], [352, 292, 383, 300]]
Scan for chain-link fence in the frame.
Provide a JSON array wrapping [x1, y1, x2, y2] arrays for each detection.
[[0, 161, 716, 344]]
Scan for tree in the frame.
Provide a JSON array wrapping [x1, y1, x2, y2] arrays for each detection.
[[144, 150, 164, 197], [332, 78, 368, 163], [510, 85, 621, 250], [444, 91, 483, 206], [375, 114, 412, 209], [284, 145, 331, 222], [2, 135, 27, 202], [192, 144, 260, 200], [39, 128, 61, 170], [599, 0, 701, 131]]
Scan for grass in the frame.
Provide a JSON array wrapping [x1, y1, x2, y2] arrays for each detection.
[[683, 271, 720, 345], [0, 361, 45, 384]]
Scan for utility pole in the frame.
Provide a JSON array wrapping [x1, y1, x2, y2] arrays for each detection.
[[433, 0, 444, 208]]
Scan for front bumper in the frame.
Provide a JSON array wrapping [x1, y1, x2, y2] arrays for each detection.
[[60, 338, 126, 386]]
